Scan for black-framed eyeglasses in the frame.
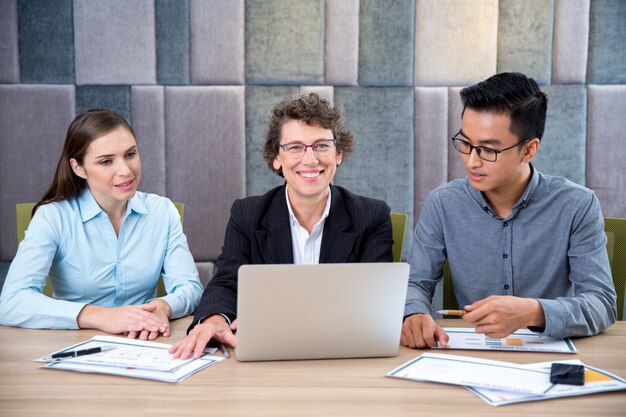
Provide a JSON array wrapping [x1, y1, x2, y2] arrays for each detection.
[[279, 139, 336, 159], [451, 132, 531, 162]]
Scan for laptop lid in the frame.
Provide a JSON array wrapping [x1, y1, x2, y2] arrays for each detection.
[[235, 262, 409, 361]]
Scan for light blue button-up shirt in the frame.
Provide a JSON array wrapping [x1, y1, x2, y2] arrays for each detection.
[[405, 166, 616, 338], [0, 189, 204, 329]]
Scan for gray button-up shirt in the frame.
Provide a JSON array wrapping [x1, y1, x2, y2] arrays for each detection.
[[405, 166, 616, 338]]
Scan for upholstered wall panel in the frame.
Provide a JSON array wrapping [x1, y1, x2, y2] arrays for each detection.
[[497, 0, 554, 84], [358, 0, 415, 87], [0, 0, 19, 83], [0, 85, 75, 260], [587, 0, 626, 84], [325, 0, 359, 86], [447, 87, 465, 181], [131, 86, 166, 196], [414, 87, 449, 218], [245, 86, 299, 196], [156, 0, 190, 85], [334, 87, 414, 219], [300, 85, 334, 105], [587, 85, 626, 218], [190, 0, 244, 85], [552, 0, 589, 84], [414, 0, 498, 87], [533, 85, 586, 186], [164, 87, 246, 260], [76, 86, 131, 124], [17, 0, 74, 84], [74, 0, 156, 85], [245, 0, 324, 85]]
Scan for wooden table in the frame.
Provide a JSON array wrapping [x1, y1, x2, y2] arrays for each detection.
[[1, 319, 625, 417]]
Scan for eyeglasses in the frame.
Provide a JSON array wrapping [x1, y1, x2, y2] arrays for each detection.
[[451, 132, 532, 162], [279, 139, 336, 159]]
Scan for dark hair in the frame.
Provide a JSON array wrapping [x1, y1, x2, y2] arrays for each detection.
[[263, 93, 354, 176], [460, 72, 548, 142], [33, 109, 135, 214]]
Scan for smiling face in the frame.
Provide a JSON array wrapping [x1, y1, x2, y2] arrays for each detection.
[[272, 119, 342, 207], [70, 126, 141, 214], [460, 108, 538, 203]]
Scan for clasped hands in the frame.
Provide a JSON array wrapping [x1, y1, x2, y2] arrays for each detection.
[[77, 299, 172, 340], [401, 295, 545, 349]]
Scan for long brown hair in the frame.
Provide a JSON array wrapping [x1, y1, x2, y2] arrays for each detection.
[[33, 109, 135, 215]]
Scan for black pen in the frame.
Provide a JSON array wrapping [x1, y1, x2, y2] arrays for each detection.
[[50, 345, 116, 360]]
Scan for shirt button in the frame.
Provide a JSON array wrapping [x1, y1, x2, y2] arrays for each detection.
[[503, 221, 508, 227], [503, 253, 508, 259], [504, 284, 510, 290]]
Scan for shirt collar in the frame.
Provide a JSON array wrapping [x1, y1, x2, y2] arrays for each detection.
[[77, 188, 147, 223], [467, 163, 539, 213], [284, 184, 332, 228]]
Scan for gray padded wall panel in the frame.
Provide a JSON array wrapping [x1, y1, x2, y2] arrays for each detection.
[[533, 85, 586, 185], [447, 87, 465, 181], [552, 0, 589, 84], [156, 0, 190, 85], [245, 86, 299, 196], [497, 0, 554, 84], [76, 86, 131, 124], [0, 85, 75, 260], [131, 86, 166, 196], [414, 0, 498, 87], [414, 87, 449, 219], [333, 87, 414, 217], [0, 0, 19, 83], [18, 0, 74, 84], [196, 262, 214, 288], [190, 0, 244, 85], [165, 87, 246, 260], [325, 0, 359, 86], [358, 0, 414, 87], [245, 0, 324, 85], [587, 85, 626, 218], [74, 0, 156, 85], [587, 0, 626, 84]]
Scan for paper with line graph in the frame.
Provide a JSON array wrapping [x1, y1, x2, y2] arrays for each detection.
[[435, 328, 577, 353]]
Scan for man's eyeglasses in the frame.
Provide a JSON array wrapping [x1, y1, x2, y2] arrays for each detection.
[[451, 132, 531, 162], [279, 139, 336, 159]]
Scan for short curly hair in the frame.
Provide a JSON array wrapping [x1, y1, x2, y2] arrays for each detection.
[[263, 93, 354, 176]]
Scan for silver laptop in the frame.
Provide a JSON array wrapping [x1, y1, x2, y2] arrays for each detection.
[[235, 262, 409, 361]]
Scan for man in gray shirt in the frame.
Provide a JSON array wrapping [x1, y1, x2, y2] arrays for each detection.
[[402, 72, 616, 348]]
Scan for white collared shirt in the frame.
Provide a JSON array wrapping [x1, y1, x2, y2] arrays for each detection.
[[285, 185, 331, 265]]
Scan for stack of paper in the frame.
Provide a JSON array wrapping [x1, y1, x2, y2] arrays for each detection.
[[387, 353, 626, 406], [37, 335, 224, 383]]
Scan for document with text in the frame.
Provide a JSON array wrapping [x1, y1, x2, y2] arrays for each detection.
[[36, 335, 224, 383], [435, 328, 577, 353]]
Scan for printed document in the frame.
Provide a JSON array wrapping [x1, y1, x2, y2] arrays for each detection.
[[37, 335, 223, 383], [436, 327, 577, 353]]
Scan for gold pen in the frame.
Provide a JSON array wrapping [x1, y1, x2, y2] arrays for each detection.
[[437, 309, 466, 316]]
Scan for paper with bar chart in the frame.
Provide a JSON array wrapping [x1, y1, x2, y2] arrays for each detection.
[[435, 328, 577, 353]]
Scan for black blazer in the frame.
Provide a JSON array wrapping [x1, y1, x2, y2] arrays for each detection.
[[190, 184, 393, 330]]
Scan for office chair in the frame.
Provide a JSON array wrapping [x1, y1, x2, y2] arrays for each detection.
[[16, 201, 184, 298], [605, 217, 626, 320], [443, 217, 626, 320], [390, 212, 408, 263]]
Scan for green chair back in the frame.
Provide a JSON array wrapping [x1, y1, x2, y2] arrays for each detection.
[[605, 218, 626, 320], [443, 217, 626, 320], [16, 201, 184, 298], [390, 212, 408, 263]]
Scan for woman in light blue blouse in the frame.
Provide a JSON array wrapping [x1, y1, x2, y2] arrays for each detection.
[[0, 109, 203, 339]]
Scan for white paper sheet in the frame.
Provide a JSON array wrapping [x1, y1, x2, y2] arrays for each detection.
[[37, 335, 223, 383], [387, 352, 553, 394], [436, 328, 577, 353]]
